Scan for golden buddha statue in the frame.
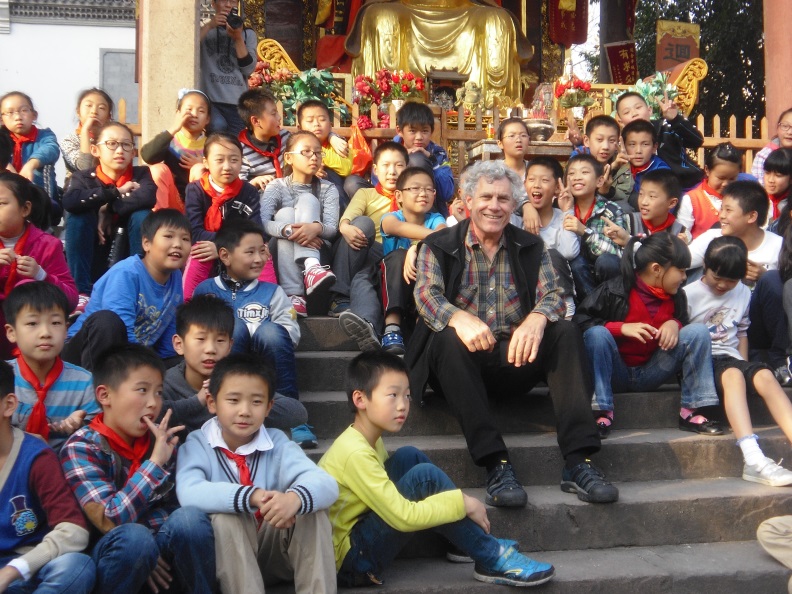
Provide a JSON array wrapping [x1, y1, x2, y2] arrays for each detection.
[[345, 0, 532, 102]]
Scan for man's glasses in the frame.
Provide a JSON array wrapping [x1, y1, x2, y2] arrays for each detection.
[[97, 140, 135, 152]]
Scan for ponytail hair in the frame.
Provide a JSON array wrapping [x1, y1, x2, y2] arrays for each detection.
[[621, 233, 691, 293], [0, 171, 50, 230]]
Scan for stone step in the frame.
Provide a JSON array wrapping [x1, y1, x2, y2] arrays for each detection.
[[300, 387, 785, 438], [463, 477, 791, 552], [269, 540, 788, 593], [304, 427, 792, 488], [297, 317, 357, 352]]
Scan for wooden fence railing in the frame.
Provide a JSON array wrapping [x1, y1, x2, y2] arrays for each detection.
[[121, 96, 772, 176]]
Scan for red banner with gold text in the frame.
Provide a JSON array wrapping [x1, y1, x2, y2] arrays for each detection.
[[548, 0, 587, 47]]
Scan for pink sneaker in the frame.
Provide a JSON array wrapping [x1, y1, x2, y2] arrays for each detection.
[[70, 294, 90, 320], [290, 295, 307, 318], [304, 265, 336, 295]]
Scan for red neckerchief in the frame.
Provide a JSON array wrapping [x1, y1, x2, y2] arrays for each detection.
[[630, 160, 652, 179], [643, 213, 676, 234], [376, 183, 398, 211], [89, 413, 152, 481], [199, 171, 244, 232], [95, 165, 133, 189], [17, 355, 63, 441], [0, 223, 31, 297], [769, 189, 789, 220], [636, 276, 672, 301], [700, 179, 723, 200], [574, 199, 596, 224], [10, 126, 38, 173], [238, 130, 283, 178], [219, 448, 263, 524]]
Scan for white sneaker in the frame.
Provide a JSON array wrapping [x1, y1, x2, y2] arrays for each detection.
[[743, 457, 792, 487]]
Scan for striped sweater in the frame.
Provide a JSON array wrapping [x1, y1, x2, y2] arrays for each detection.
[[240, 129, 290, 181]]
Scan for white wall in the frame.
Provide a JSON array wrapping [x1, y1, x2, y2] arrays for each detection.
[[0, 22, 136, 181]]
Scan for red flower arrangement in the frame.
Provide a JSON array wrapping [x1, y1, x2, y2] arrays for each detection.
[[353, 69, 425, 114], [554, 75, 594, 109]]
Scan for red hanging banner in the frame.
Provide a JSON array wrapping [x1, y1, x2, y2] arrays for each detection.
[[548, 0, 588, 47], [605, 41, 639, 85]]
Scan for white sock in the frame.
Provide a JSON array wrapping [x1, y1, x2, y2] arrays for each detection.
[[738, 435, 765, 467], [304, 257, 321, 270]]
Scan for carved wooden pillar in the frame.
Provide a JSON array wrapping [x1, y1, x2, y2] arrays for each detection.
[[764, 0, 792, 126]]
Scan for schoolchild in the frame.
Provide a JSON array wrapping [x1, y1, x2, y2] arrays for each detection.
[[60, 88, 113, 176]]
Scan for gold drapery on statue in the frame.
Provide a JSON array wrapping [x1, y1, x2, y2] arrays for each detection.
[[345, 0, 533, 102]]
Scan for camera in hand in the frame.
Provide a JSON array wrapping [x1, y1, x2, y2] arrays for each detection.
[[226, 7, 243, 29]]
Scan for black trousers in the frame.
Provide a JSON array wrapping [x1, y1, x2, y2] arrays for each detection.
[[381, 248, 414, 315], [425, 319, 600, 466]]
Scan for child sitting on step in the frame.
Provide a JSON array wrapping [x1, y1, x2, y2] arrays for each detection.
[[574, 232, 723, 439], [685, 236, 792, 486], [319, 351, 555, 588]]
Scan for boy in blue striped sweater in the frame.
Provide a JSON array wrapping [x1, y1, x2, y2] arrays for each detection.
[[4, 282, 99, 451]]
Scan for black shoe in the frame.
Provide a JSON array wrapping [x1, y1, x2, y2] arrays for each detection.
[[560, 460, 619, 503], [485, 463, 527, 507], [775, 362, 792, 387], [679, 413, 724, 435], [595, 415, 612, 439]]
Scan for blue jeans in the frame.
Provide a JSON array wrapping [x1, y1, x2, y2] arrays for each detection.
[[65, 209, 150, 293], [92, 507, 216, 594], [583, 324, 720, 412], [232, 319, 298, 399], [208, 102, 246, 136], [337, 447, 501, 586], [1, 552, 95, 594], [569, 253, 621, 301]]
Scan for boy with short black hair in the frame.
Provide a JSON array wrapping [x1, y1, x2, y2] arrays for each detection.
[[176, 353, 338, 593], [193, 219, 316, 448], [4, 283, 98, 450], [64, 209, 192, 371], [331, 141, 409, 349], [621, 119, 672, 210], [0, 359, 95, 593], [560, 153, 627, 300], [298, 99, 353, 210], [603, 168, 686, 247], [320, 350, 555, 588], [394, 101, 454, 214], [615, 90, 704, 190], [579, 115, 633, 205], [163, 292, 307, 435], [517, 157, 578, 317], [379, 167, 446, 353], [60, 344, 216, 594]]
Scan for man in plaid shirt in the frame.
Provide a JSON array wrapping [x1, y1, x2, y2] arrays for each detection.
[[405, 160, 618, 509], [60, 344, 216, 594]]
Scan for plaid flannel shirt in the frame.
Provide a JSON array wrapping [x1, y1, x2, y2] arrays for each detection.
[[415, 226, 564, 336], [580, 197, 626, 258], [60, 426, 178, 533]]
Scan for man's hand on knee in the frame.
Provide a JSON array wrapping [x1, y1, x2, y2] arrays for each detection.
[[448, 310, 496, 353], [508, 313, 548, 367]]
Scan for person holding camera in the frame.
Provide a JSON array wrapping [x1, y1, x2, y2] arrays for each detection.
[[200, 0, 257, 135]]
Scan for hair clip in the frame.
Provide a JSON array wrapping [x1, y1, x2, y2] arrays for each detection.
[[177, 89, 210, 102]]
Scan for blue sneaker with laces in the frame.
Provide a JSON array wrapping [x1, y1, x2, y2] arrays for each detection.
[[446, 538, 520, 563], [473, 545, 555, 587], [291, 424, 318, 449], [381, 330, 405, 355]]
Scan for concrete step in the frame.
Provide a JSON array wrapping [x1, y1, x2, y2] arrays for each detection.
[[304, 427, 792, 488], [297, 317, 357, 352], [300, 387, 785, 438], [466, 477, 792, 552], [269, 540, 789, 593]]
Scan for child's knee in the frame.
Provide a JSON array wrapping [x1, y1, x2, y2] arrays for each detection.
[[274, 207, 296, 224], [253, 321, 292, 348], [97, 522, 159, 565], [680, 323, 710, 344], [165, 506, 213, 541]]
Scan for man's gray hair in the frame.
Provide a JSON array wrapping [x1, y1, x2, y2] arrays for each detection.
[[459, 160, 528, 205]]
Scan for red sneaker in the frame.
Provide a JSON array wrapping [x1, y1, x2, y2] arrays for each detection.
[[303, 265, 336, 295], [290, 295, 307, 318], [70, 294, 90, 321]]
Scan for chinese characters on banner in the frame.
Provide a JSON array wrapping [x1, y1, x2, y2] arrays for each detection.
[[604, 41, 639, 85], [656, 20, 700, 72], [548, 0, 588, 47]]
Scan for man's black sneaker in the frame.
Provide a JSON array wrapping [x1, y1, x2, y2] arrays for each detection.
[[560, 460, 619, 503], [485, 463, 527, 507]]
